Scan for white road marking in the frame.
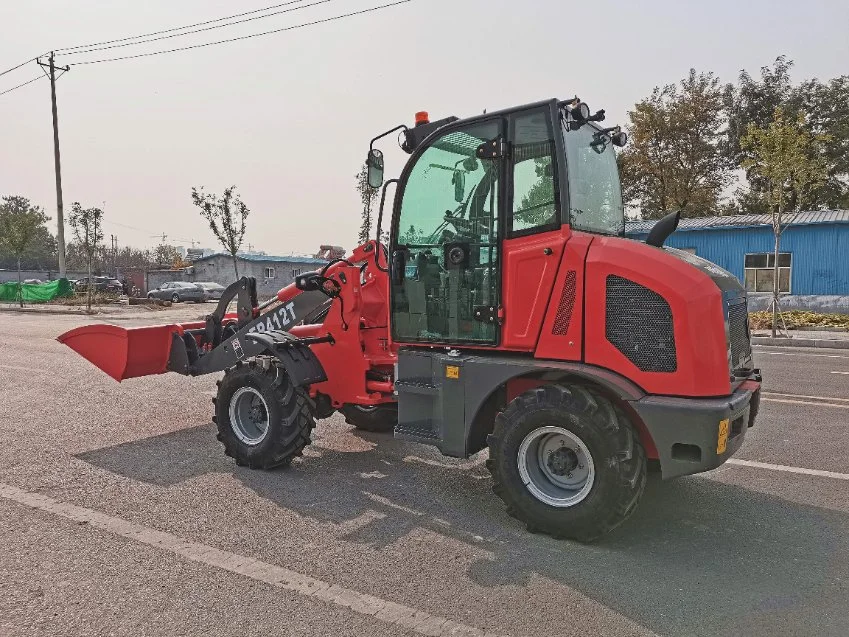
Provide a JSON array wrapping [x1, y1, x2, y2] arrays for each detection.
[[754, 349, 849, 359], [763, 391, 849, 403], [762, 397, 849, 409], [0, 482, 504, 637], [727, 459, 849, 482], [831, 371, 849, 375]]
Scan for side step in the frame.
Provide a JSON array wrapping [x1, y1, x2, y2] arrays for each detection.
[[393, 370, 445, 449]]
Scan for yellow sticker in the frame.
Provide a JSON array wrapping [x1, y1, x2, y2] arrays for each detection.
[[717, 418, 730, 454], [445, 365, 460, 379]]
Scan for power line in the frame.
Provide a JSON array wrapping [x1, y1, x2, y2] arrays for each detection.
[[55, 0, 308, 53], [0, 74, 44, 97], [62, 0, 334, 57], [70, 1, 412, 66], [0, 55, 44, 78]]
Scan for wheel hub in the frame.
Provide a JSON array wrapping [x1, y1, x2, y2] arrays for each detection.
[[517, 426, 595, 508], [229, 386, 270, 446], [546, 446, 579, 476]]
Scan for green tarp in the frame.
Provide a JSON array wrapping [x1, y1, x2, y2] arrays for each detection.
[[0, 278, 74, 303]]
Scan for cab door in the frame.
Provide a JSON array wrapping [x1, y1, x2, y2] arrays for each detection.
[[501, 107, 568, 350], [390, 119, 505, 345]]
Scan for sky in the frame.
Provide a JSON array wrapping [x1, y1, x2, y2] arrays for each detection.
[[1, 0, 847, 256]]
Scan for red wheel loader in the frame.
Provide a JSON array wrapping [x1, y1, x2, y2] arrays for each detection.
[[60, 98, 762, 542]]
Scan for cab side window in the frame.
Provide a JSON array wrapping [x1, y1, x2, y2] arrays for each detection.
[[510, 111, 558, 234]]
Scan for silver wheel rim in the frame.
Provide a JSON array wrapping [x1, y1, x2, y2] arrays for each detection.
[[229, 387, 270, 446], [517, 426, 595, 507]]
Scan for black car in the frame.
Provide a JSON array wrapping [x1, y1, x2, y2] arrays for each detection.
[[75, 276, 122, 294]]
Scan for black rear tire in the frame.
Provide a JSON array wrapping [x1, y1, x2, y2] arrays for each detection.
[[486, 384, 646, 543], [340, 403, 397, 433], [214, 360, 314, 469], [171, 293, 180, 303]]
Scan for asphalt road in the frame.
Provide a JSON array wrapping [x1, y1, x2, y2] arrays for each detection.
[[1, 308, 848, 636]]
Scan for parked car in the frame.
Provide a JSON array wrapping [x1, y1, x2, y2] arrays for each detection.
[[147, 281, 206, 303], [195, 281, 226, 301], [75, 276, 122, 294], [22, 278, 42, 284]]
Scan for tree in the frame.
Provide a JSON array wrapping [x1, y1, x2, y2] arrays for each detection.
[[724, 56, 849, 211], [191, 186, 249, 279], [69, 202, 104, 311], [152, 244, 181, 267], [723, 56, 796, 169], [795, 75, 849, 209], [619, 69, 730, 218], [355, 162, 380, 245], [0, 196, 51, 306], [741, 107, 829, 336]]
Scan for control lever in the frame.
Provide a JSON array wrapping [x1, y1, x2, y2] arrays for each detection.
[[391, 249, 407, 285]]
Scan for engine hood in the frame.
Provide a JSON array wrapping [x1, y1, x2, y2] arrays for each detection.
[[664, 247, 746, 299]]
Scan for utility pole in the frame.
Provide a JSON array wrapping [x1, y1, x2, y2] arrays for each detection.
[[111, 234, 117, 276], [38, 52, 70, 278]]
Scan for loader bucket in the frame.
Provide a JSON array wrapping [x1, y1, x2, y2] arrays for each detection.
[[58, 324, 182, 381]]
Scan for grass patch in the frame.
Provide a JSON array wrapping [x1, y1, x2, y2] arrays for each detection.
[[749, 310, 849, 330]]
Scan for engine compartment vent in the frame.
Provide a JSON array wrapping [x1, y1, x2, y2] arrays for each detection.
[[728, 299, 753, 372], [605, 275, 677, 372], [552, 270, 577, 335]]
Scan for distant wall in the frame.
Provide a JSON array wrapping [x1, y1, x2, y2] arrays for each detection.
[[747, 294, 849, 315], [146, 256, 327, 298], [0, 269, 89, 284]]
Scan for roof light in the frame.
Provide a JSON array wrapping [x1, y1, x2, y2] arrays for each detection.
[[415, 111, 430, 126]]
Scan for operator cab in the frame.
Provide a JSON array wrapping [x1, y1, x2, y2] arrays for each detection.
[[367, 98, 628, 347]]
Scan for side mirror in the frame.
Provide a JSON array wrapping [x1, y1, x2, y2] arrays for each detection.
[[452, 169, 465, 203], [367, 149, 384, 189]]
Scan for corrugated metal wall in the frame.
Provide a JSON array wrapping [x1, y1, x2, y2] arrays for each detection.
[[626, 223, 849, 295]]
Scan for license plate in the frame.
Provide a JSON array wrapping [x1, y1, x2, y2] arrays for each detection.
[[717, 418, 730, 454]]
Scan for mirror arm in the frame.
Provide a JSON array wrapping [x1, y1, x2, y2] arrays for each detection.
[[375, 179, 399, 271], [369, 124, 409, 154]]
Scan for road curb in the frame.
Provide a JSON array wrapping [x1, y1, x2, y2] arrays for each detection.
[[752, 336, 849, 349], [0, 307, 99, 316]]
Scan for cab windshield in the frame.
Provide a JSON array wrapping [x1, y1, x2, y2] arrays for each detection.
[[562, 119, 625, 235]]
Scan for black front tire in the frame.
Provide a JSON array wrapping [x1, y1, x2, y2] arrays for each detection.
[[487, 384, 646, 543], [214, 361, 315, 469], [340, 403, 397, 433], [171, 293, 180, 303]]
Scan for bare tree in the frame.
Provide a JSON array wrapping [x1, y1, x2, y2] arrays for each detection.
[[69, 202, 104, 311], [191, 186, 249, 279], [0, 196, 51, 306]]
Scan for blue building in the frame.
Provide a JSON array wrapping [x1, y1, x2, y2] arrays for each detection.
[[625, 210, 849, 311]]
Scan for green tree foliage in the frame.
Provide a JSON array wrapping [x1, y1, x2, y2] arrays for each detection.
[[724, 56, 848, 211], [0, 195, 52, 305], [69, 202, 104, 311], [355, 161, 380, 245], [740, 107, 828, 336], [191, 185, 249, 278], [619, 69, 730, 218], [398, 224, 424, 245], [517, 157, 556, 226]]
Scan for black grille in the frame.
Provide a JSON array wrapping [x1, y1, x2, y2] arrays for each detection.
[[605, 275, 676, 372], [728, 300, 753, 372]]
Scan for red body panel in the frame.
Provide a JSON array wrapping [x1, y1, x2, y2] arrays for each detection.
[[535, 231, 592, 362], [583, 235, 730, 397], [500, 228, 568, 350]]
